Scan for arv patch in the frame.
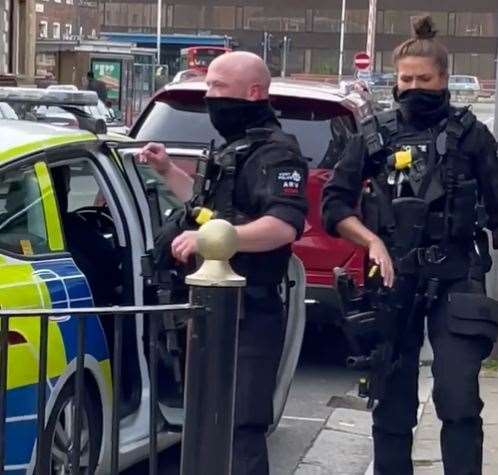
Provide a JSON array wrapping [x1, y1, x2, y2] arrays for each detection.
[[276, 168, 304, 196]]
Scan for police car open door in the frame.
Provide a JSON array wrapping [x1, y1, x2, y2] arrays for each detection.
[[117, 146, 189, 427], [116, 143, 307, 429]]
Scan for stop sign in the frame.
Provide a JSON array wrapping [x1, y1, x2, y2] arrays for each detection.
[[354, 52, 371, 70]]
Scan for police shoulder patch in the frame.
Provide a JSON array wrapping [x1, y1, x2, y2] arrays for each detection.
[[273, 167, 305, 197]]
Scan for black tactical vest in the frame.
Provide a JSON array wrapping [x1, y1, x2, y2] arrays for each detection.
[[207, 126, 302, 286], [361, 107, 481, 274]]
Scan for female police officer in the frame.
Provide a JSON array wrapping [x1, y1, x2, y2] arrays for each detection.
[[322, 15, 498, 475]]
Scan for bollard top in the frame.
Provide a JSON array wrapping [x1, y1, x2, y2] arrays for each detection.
[[197, 219, 238, 261], [186, 219, 246, 287]]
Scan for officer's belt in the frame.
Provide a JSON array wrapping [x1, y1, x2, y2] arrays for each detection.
[[447, 292, 498, 342]]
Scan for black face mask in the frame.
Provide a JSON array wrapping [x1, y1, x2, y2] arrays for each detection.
[[205, 97, 276, 141], [393, 87, 450, 127]]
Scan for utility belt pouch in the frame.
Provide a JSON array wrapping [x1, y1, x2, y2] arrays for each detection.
[[450, 179, 478, 239], [391, 197, 428, 254], [447, 292, 498, 342], [361, 179, 395, 236]]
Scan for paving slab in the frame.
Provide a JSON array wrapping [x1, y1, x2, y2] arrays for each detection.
[[326, 408, 372, 438], [296, 429, 372, 475]]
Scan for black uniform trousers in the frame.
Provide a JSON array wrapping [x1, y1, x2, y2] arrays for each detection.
[[372, 278, 493, 475], [232, 286, 286, 475]]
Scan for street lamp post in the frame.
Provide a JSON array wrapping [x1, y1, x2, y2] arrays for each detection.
[[156, 0, 162, 65], [366, 0, 377, 70], [338, 0, 347, 81]]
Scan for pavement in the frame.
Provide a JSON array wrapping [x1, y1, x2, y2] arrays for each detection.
[[293, 361, 498, 475]]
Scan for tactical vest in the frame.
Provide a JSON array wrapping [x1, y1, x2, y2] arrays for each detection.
[[361, 107, 482, 270], [196, 126, 301, 285]]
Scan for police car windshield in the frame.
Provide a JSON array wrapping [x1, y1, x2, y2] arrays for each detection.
[[133, 93, 356, 169]]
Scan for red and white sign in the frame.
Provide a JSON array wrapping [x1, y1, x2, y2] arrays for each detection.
[[354, 52, 371, 70]]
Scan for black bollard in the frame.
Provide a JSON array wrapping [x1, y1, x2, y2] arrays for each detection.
[[180, 286, 242, 475], [179, 219, 245, 475]]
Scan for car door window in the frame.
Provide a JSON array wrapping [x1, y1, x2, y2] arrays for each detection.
[[50, 160, 123, 306], [0, 161, 62, 256], [135, 163, 184, 222]]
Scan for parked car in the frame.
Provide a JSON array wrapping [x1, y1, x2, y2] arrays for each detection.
[[448, 75, 481, 102], [0, 117, 306, 473], [356, 71, 395, 88], [129, 78, 377, 352]]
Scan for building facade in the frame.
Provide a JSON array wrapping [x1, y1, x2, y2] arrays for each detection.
[[35, 0, 100, 77], [0, 0, 36, 79], [100, 0, 498, 79]]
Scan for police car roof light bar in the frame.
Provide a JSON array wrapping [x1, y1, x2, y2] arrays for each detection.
[[0, 87, 99, 107]]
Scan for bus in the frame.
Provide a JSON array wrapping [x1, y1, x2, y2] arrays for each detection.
[[179, 46, 232, 74]]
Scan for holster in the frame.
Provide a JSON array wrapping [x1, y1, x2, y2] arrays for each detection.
[[447, 292, 498, 342]]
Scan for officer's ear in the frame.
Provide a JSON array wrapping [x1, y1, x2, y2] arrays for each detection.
[[247, 83, 265, 101]]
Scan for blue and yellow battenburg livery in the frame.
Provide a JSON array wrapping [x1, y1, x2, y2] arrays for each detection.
[[0, 122, 112, 473]]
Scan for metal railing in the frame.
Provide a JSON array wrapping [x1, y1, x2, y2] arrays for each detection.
[[0, 281, 242, 474]]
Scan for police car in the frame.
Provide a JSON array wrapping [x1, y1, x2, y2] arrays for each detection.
[[0, 88, 305, 473]]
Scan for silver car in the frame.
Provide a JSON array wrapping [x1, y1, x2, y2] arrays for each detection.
[[449, 75, 481, 102]]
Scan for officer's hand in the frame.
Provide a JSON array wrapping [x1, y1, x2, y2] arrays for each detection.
[[136, 142, 170, 176], [171, 231, 199, 263], [368, 237, 394, 288]]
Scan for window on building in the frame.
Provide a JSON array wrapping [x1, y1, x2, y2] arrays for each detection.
[[454, 53, 496, 80], [204, 6, 236, 30], [35, 53, 56, 76], [311, 49, 339, 74], [64, 24, 72, 40], [244, 6, 305, 32], [305, 9, 313, 32], [313, 9, 340, 33], [174, 4, 200, 29], [454, 13, 498, 37], [66, 0, 73, 4], [342, 50, 359, 76], [381, 11, 448, 35], [143, 4, 153, 28], [39, 21, 48, 39], [54, 0, 61, 4], [381, 51, 394, 73], [346, 9, 368, 33], [376, 10, 384, 33], [53, 22, 60, 39], [285, 49, 305, 74]]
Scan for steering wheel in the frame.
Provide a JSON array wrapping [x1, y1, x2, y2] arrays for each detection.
[[72, 206, 115, 241]]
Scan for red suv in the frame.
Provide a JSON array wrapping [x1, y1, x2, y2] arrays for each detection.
[[129, 78, 375, 346]]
